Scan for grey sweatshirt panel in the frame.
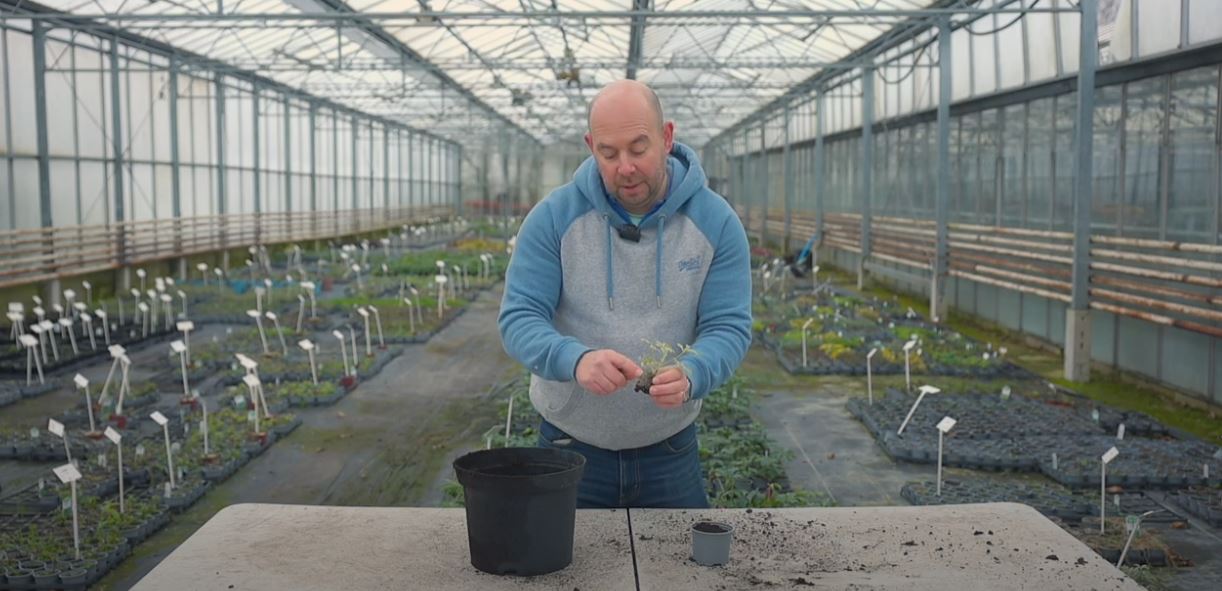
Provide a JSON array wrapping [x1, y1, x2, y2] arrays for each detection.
[[528, 209, 715, 451]]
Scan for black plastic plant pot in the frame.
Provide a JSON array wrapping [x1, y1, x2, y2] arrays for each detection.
[[453, 447, 586, 576]]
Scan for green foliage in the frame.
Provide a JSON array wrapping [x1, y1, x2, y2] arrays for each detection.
[[639, 340, 696, 374]]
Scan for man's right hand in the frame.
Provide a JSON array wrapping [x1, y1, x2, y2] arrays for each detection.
[[575, 349, 643, 395]]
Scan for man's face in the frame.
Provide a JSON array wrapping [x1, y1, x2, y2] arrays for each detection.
[[585, 104, 675, 215]]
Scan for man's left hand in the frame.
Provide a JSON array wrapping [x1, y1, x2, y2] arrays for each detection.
[[648, 366, 691, 409]]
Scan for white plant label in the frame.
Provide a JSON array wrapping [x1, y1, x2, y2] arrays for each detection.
[[298, 339, 314, 351], [53, 463, 82, 484], [936, 416, 957, 433], [243, 374, 261, 388], [1116, 424, 1125, 440], [170, 340, 186, 353], [150, 411, 169, 426], [104, 427, 121, 444], [1102, 447, 1119, 464], [74, 374, 88, 388], [48, 419, 65, 437], [177, 321, 194, 332], [867, 348, 877, 360]]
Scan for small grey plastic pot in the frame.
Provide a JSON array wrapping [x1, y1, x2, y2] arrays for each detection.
[[691, 521, 733, 567]]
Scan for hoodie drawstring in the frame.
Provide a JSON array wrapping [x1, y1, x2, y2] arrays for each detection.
[[604, 214, 615, 311], [655, 215, 666, 308]]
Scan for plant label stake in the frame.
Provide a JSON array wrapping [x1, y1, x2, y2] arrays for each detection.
[[58, 317, 79, 355], [99, 344, 125, 406], [898, 385, 940, 435], [74, 374, 97, 434], [176, 320, 195, 367], [199, 396, 211, 459], [301, 281, 317, 318], [504, 391, 515, 446], [197, 262, 209, 285], [19, 334, 42, 385], [96, 309, 110, 345], [352, 264, 364, 291], [356, 307, 373, 356], [80, 280, 93, 307], [253, 286, 265, 315], [299, 340, 318, 385], [867, 348, 878, 405], [264, 278, 274, 309], [171, 340, 190, 398], [53, 463, 84, 560], [409, 287, 421, 325], [242, 375, 266, 437], [247, 309, 270, 354], [902, 339, 918, 392], [30, 323, 48, 366], [800, 318, 814, 367], [1052, 453, 1058, 471], [177, 290, 188, 318], [137, 302, 149, 338], [160, 293, 173, 330], [265, 312, 289, 356], [331, 330, 352, 376], [295, 295, 306, 333], [435, 274, 448, 320], [1116, 424, 1125, 441], [151, 411, 176, 489], [115, 354, 133, 419], [935, 416, 957, 496], [136, 268, 147, 292], [48, 418, 71, 463], [1100, 446, 1119, 534], [403, 298, 416, 334], [79, 311, 97, 351], [104, 427, 124, 513], [214, 268, 225, 294], [40, 320, 59, 361], [146, 289, 159, 329], [348, 326, 359, 372], [368, 305, 385, 349]]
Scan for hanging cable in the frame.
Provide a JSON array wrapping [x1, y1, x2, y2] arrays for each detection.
[[965, 0, 1039, 36]]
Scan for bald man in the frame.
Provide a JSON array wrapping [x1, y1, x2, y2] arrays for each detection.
[[498, 80, 751, 508]]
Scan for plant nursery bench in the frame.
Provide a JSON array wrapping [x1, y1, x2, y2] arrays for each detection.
[[133, 503, 1140, 590]]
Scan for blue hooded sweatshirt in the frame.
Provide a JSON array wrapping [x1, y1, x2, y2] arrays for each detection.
[[498, 142, 752, 451]]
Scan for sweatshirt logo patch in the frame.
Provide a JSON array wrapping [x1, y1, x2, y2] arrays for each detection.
[[677, 255, 704, 273]]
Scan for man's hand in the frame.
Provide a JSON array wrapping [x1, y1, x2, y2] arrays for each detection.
[[648, 365, 691, 409], [576, 349, 643, 395]]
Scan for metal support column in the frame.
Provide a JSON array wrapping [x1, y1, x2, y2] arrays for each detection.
[[782, 102, 794, 255], [1065, 0, 1098, 383], [383, 124, 391, 216], [308, 102, 317, 239], [932, 19, 952, 323], [859, 66, 875, 289], [111, 37, 128, 269], [252, 86, 261, 246], [32, 21, 59, 306], [168, 55, 184, 277], [814, 92, 825, 263], [351, 114, 358, 231], [758, 118, 768, 248], [331, 108, 339, 237], [284, 97, 293, 239], [741, 128, 750, 235], [215, 75, 227, 258]]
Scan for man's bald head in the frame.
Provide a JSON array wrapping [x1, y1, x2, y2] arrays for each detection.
[[586, 80, 664, 133], [583, 79, 676, 215]]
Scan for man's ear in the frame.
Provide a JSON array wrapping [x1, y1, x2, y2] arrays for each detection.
[[584, 132, 594, 153], [662, 121, 675, 152]]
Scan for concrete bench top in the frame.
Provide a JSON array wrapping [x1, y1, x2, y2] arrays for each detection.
[[134, 502, 1140, 590]]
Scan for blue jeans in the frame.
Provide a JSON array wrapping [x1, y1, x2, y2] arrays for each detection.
[[537, 419, 710, 509]]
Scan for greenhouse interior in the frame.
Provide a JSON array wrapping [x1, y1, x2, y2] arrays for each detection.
[[0, 0, 1219, 589]]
